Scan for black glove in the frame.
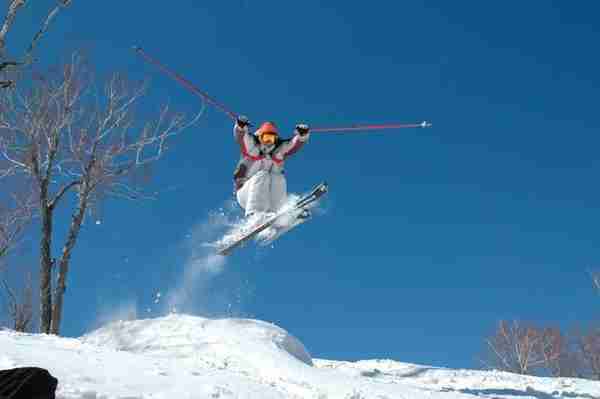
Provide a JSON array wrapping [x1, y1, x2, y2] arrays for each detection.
[[236, 115, 250, 128], [296, 123, 310, 136]]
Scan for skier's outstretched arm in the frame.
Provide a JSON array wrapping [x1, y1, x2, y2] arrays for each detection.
[[277, 124, 310, 159], [234, 115, 262, 158]]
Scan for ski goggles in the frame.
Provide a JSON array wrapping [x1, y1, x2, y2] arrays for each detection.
[[260, 132, 277, 145]]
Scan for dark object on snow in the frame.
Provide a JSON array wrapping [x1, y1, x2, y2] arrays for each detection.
[[0, 367, 58, 399]]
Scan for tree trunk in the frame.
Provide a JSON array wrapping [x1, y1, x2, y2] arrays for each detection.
[[50, 194, 87, 335], [39, 201, 53, 334]]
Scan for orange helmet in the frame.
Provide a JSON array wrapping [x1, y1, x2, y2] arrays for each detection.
[[257, 121, 279, 145]]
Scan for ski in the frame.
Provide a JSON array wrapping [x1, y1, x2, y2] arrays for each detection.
[[257, 210, 311, 246], [216, 182, 328, 256]]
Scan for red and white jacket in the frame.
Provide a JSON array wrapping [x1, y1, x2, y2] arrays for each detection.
[[233, 123, 309, 190]]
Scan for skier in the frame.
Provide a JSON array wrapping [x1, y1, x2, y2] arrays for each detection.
[[233, 115, 310, 220]]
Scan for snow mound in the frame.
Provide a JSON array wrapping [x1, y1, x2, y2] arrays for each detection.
[[82, 314, 313, 366], [2, 316, 600, 398]]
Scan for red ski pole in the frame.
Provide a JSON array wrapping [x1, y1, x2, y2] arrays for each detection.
[[132, 46, 239, 121], [311, 121, 432, 133], [133, 47, 431, 133]]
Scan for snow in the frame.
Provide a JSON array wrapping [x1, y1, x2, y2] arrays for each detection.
[[212, 185, 326, 253], [1, 315, 599, 399]]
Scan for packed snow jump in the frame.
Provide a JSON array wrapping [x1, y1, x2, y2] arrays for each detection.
[[133, 46, 431, 255]]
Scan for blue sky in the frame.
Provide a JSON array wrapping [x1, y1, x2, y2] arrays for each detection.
[[4, 1, 600, 369]]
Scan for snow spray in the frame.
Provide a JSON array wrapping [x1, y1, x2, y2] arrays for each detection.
[[164, 202, 246, 316]]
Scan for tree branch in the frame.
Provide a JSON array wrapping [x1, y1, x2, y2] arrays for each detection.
[[0, 0, 26, 52], [0, 61, 19, 72], [24, 1, 73, 63], [49, 180, 80, 210], [0, 193, 33, 259]]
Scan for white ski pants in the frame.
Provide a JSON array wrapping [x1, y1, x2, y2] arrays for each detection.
[[236, 171, 288, 217]]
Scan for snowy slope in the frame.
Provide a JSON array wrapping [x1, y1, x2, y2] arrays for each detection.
[[1, 315, 599, 399]]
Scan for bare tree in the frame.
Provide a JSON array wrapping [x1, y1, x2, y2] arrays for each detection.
[[571, 270, 600, 379], [0, 53, 201, 334], [1, 271, 33, 332], [537, 327, 562, 376], [575, 329, 600, 380], [484, 320, 547, 375], [1, 1, 73, 88], [0, 178, 34, 333], [1, 0, 72, 255], [537, 327, 584, 378]]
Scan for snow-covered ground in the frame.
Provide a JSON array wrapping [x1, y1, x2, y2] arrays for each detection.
[[1, 314, 598, 399]]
